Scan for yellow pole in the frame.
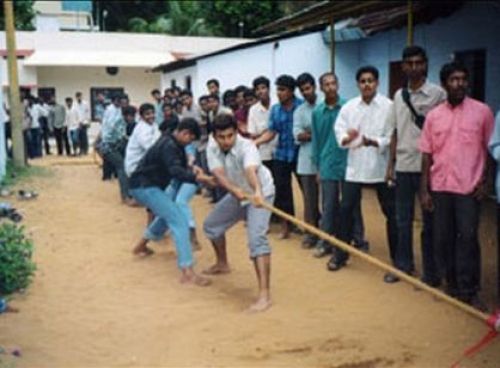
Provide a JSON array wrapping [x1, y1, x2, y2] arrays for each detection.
[[330, 17, 336, 73], [4, 0, 26, 167], [407, 0, 414, 46]]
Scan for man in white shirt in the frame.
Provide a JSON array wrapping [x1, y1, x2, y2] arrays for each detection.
[[125, 103, 160, 177], [247, 76, 276, 171], [75, 92, 91, 155], [203, 114, 275, 312], [65, 97, 80, 156], [27, 97, 48, 158], [329, 66, 397, 272]]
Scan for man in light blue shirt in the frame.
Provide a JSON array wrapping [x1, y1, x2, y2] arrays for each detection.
[[151, 89, 163, 125], [488, 109, 500, 302], [101, 94, 131, 204], [293, 73, 320, 248]]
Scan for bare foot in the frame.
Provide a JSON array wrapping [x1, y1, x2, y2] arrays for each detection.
[[247, 297, 272, 313], [5, 305, 19, 313], [202, 264, 231, 275], [180, 273, 211, 287], [132, 244, 154, 256], [278, 231, 290, 240]]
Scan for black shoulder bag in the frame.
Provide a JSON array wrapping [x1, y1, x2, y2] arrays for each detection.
[[401, 88, 425, 130]]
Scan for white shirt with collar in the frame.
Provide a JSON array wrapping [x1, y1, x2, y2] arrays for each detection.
[[207, 134, 275, 197], [65, 105, 80, 131], [388, 82, 446, 172], [125, 119, 160, 177], [75, 100, 90, 125], [247, 101, 277, 161], [335, 93, 394, 183]]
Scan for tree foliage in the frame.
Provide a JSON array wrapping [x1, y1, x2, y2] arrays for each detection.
[[127, 1, 215, 36], [0, 223, 36, 295], [97, 0, 315, 37], [0, 0, 35, 31]]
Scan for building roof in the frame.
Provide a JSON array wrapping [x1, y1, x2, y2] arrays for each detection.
[[153, 24, 326, 73], [0, 31, 250, 68], [154, 1, 464, 73], [255, 0, 464, 35]]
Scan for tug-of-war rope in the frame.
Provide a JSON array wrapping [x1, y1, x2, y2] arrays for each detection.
[[244, 194, 500, 367]]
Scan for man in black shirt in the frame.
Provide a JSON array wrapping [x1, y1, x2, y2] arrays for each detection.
[[129, 118, 214, 286]]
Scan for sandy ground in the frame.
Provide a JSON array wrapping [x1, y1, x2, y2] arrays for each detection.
[[0, 155, 499, 368]]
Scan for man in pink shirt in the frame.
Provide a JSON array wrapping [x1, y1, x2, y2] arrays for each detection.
[[419, 62, 494, 309]]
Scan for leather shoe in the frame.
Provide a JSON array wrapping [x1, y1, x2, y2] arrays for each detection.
[[313, 245, 331, 258], [327, 256, 346, 271], [383, 272, 400, 284]]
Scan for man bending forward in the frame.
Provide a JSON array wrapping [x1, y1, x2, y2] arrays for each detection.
[[204, 114, 275, 312]]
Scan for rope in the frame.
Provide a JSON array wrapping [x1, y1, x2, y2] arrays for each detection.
[[251, 196, 493, 324]]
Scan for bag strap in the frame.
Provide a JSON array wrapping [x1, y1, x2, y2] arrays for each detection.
[[401, 88, 425, 129]]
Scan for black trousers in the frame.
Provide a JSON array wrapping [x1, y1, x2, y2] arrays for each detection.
[[40, 119, 51, 155], [432, 192, 481, 300], [272, 160, 300, 217], [336, 182, 397, 264], [54, 127, 71, 156], [497, 204, 500, 303], [78, 125, 89, 155]]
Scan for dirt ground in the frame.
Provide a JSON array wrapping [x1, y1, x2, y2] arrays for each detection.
[[0, 155, 499, 368]]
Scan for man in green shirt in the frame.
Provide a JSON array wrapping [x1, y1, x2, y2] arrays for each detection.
[[311, 73, 366, 257]]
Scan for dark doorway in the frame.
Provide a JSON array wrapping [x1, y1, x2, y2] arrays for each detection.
[[389, 61, 404, 99], [454, 49, 486, 102]]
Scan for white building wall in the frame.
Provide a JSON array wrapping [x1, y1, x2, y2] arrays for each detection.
[[190, 32, 332, 100], [0, 60, 38, 88], [160, 66, 197, 96], [36, 66, 160, 107]]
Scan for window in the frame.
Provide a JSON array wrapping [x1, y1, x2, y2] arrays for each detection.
[[37, 87, 56, 103], [170, 79, 177, 88], [454, 49, 486, 102], [388, 61, 404, 99], [90, 87, 124, 121], [185, 76, 192, 91]]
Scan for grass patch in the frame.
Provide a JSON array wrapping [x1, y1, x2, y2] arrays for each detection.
[[1, 160, 52, 187]]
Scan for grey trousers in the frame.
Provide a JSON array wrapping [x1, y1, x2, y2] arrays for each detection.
[[299, 174, 320, 230], [203, 193, 274, 258]]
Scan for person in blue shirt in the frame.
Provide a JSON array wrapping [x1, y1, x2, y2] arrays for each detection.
[[255, 75, 303, 239]]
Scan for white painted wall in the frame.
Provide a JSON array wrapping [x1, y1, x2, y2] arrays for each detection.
[[160, 65, 197, 95], [182, 32, 332, 101], [0, 60, 38, 88], [36, 66, 160, 107]]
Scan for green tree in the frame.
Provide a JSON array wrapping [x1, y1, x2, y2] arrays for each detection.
[[201, 0, 285, 37], [0, 0, 35, 30], [96, 0, 315, 37], [128, 1, 215, 36]]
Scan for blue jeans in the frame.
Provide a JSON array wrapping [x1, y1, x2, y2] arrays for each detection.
[[145, 181, 198, 241], [395, 172, 437, 282], [130, 186, 193, 269], [69, 129, 79, 155]]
